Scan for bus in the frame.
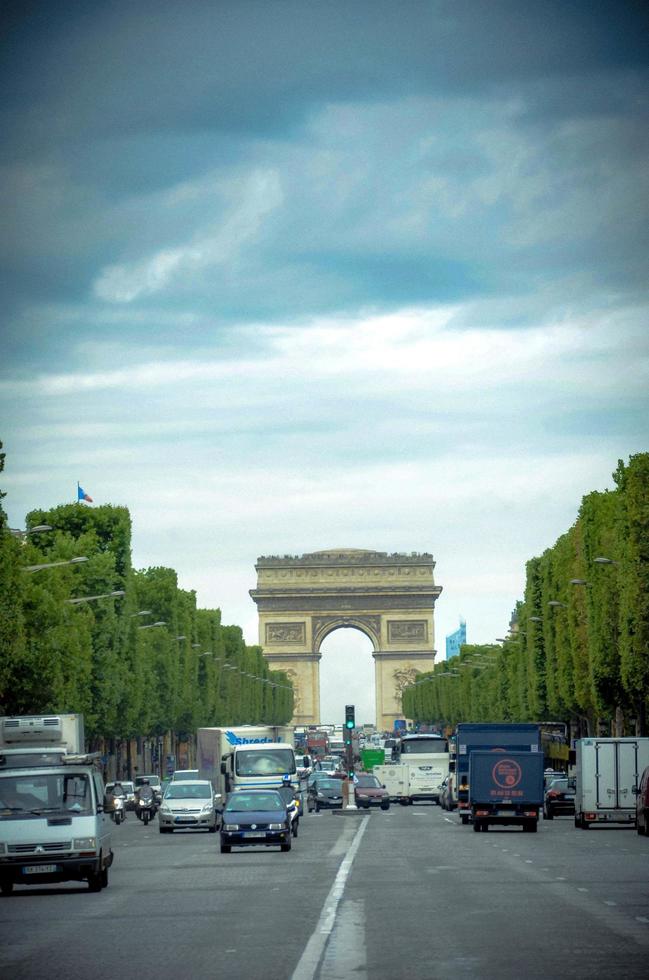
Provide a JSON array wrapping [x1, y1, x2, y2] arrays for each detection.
[[398, 733, 450, 804]]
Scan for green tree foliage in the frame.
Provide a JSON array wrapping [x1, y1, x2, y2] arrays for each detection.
[[405, 453, 649, 734]]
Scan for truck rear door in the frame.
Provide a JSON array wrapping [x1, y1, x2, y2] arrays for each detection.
[[616, 740, 640, 811], [594, 741, 617, 810]]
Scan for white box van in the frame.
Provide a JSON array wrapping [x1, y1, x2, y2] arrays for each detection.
[[0, 715, 113, 894], [575, 737, 649, 829]]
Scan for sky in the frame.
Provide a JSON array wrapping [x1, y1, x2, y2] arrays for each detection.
[[1, 1, 648, 725]]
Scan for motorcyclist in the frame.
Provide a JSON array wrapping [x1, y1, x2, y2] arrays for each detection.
[[136, 779, 156, 819]]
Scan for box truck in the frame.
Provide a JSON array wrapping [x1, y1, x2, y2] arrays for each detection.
[[197, 726, 296, 799], [469, 750, 544, 832], [455, 723, 541, 824], [574, 737, 649, 829]]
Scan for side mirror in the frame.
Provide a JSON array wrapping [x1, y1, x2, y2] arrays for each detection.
[[382, 784, 386, 789], [632, 786, 639, 795], [220, 762, 227, 775]]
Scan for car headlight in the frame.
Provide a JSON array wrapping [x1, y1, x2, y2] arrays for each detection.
[[201, 804, 213, 813], [316, 792, 325, 798], [161, 804, 172, 813], [223, 823, 239, 831], [268, 823, 286, 830], [73, 837, 97, 850], [356, 793, 368, 799]]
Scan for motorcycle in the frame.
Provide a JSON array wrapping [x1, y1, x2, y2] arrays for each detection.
[[136, 792, 156, 826], [111, 793, 126, 825]]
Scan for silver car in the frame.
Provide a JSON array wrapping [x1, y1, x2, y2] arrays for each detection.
[[158, 780, 218, 833]]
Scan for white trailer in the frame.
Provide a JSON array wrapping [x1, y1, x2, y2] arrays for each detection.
[[373, 764, 409, 803], [575, 737, 649, 829]]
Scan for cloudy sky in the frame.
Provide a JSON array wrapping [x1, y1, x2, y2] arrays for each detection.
[[2, 1, 648, 724]]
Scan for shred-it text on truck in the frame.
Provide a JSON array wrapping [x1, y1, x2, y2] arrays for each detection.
[[0, 714, 114, 895], [455, 723, 541, 825], [197, 726, 297, 799]]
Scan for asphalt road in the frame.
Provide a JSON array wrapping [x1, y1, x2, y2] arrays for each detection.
[[1, 804, 648, 980]]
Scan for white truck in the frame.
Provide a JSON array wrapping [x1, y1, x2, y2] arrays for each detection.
[[373, 763, 409, 803], [574, 736, 649, 829], [0, 714, 114, 894], [197, 726, 297, 799]]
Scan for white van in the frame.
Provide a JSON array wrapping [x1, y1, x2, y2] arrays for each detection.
[[0, 749, 114, 894]]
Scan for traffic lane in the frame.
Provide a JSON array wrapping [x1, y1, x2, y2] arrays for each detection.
[[0, 808, 356, 980], [341, 804, 649, 980]]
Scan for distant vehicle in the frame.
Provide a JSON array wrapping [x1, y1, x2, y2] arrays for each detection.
[[158, 779, 218, 833], [220, 789, 292, 852], [636, 764, 649, 836], [469, 750, 544, 832], [197, 726, 297, 798], [354, 774, 390, 810], [543, 769, 566, 789], [307, 777, 344, 812], [438, 774, 457, 811], [171, 769, 199, 782], [307, 770, 339, 791], [543, 777, 576, 819], [575, 737, 649, 829], [314, 757, 344, 778], [294, 755, 313, 781], [398, 733, 450, 804]]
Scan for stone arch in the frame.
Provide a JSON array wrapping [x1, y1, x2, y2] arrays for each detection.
[[249, 549, 442, 730]]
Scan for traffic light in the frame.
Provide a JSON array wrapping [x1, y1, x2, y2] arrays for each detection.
[[345, 705, 355, 730]]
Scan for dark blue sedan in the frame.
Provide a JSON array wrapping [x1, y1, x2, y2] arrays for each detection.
[[220, 789, 292, 853]]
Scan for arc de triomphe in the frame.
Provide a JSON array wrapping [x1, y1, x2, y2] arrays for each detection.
[[249, 549, 442, 730]]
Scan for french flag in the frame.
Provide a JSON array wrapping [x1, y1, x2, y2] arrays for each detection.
[[77, 483, 93, 503]]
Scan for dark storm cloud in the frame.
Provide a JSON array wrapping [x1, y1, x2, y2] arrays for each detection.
[[1, 0, 648, 374]]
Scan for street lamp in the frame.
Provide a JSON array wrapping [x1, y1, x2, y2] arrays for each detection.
[[66, 590, 125, 605], [131, 610, 152, 618], [594, 557, 618, 566], [9, 524, 53, 538], [569, 579, 588, 586], [529, 616, 543, 623], [548, 600, 567, 608], [138, 620, 166, 630], [175, 635, 186, 641], [23, 556, 89, 573]]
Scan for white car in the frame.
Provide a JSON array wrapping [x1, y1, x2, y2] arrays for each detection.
[[158, 780, 219, 833]]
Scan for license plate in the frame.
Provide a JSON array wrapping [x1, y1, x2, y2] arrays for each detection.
[[23, 864, 59, 875], [243, 832, 265, 838]]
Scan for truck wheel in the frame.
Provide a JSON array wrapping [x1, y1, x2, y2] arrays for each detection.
[[381, 802, 390, 811], [100, 866, 109, 888], [461, 814, 469, 825], [399, 799, 408, 806], [481, 823, 489, 832], [473, 821, 481, 833], [88, 870, 103, 892], [1, 880, 14, 896], [544, 808, 553, 820], [220, 843, 231, 854]]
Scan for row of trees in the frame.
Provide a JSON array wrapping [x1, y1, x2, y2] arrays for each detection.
[[404, 453, 649, 736], [0, 445, 294, 744]]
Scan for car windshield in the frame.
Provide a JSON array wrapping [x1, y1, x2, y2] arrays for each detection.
[[136, 776, 160, 787], [164, 784, 212, 800], [121, 782, 134, 793], [0, 771, 92, 818], [356, 776, 381, 788], [317, 779, 342, 791], [172, 771, 199, 781], [235, 748, 295, 777], [225, 793, 284, 812]]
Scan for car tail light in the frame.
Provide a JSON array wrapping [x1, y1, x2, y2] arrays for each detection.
[[586, 812, 596, 820], [459, 801, 468, 809], [523, 810, 537, 817], [476, 809, 489, 817], [547, 790, 560, 798]]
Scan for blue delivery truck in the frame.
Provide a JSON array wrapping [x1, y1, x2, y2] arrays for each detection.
[[455, 723, 541, 824], [469, 750, 544, 832]]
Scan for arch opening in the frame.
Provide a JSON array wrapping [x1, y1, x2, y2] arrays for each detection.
[[319, 627, 376, 728]]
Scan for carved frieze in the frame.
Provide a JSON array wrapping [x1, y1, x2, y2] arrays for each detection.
[[264, 621, 306, 645], [388, 619, 429, 643]]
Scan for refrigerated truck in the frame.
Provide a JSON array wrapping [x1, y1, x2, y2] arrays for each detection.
[[574, 737, 649, 829], [455, 723, 541, 824], [469, 750, 544, 832], [197, 726, 297, 799]]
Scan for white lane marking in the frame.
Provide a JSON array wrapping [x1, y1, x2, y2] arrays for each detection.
[[319, 898, 367, 979], [444, 818, 454, 824], [636, 917, 649, 924], [556, 877, 566, 881], [578, 887, 589, 892], [604, 901, 617, 907], [291, 816, 370, 980], [525, 860, 533, 864]]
